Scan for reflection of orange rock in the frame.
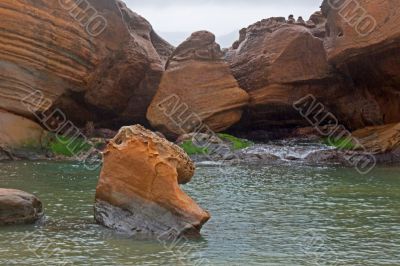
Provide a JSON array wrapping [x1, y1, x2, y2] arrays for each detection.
[[352, 123, 400, 154], [147, 31, 249, 138], [94, 125, 210, 238], [0, 188, 44, 225]]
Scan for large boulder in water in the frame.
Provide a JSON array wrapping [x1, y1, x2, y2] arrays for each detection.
[[0, 0, 173, 128], [94, 125, 210, 238], [0, 189, 44, 225], [147, 31, 249, 138]]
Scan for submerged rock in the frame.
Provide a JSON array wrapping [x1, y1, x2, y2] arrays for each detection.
[[94, 125, 210, 238], [0, 189, 44, 225], [147, 31, 249, 138]]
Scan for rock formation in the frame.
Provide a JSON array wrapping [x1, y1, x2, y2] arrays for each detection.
[[228, 0, 400, 134], [94, 125, 210, 238], [0, 188, 44, 225], [0, 0, 173, 129], [322, 0, 400, 127], [147, 31, 249, 138], [227, 16, 359, 130], [352, 123, 400, 154], [0, 109, 47, 159]]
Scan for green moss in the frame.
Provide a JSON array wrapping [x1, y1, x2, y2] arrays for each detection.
[[180, 140, 209, 155], [217, 133, 253, 150], [179, 133, 252, 155], [48, 134, 92, 157], [323, 137, 355, 150]]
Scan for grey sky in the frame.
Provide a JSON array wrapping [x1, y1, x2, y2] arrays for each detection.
[[124, 0, 321, 46]]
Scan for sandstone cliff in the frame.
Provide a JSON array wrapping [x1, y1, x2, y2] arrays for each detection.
[[227, 0, 400, 133], [227, 16, 365, 130], [322, 0, 400, 127], [0, 0, 173, 128], [147, 31, 249, 138]]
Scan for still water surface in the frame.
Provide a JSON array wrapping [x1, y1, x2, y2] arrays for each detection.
[[0, 161, 399, 265]]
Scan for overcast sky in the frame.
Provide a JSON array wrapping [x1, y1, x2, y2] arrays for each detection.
[[124, 0, 321, 46]]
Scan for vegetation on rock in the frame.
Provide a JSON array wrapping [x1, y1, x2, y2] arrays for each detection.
[[323, 137, 355, 150], [47, 134, 91, 157], [179, 133, 253, 155]]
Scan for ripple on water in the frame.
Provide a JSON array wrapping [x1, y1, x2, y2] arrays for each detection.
[[0, 161, 399, 265]]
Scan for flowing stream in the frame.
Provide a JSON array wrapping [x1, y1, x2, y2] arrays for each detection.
[[0, 160, 399, 265]]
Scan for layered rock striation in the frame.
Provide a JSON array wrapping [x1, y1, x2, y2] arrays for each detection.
[[0, 0, 173, 128]]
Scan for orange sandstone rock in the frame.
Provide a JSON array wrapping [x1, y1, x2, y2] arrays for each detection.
[[322, 0, 400, 126], [94, 125, 210, 238], [0, 0, 173, 128], [352, 123, 400, 154], [147, 31, 249, 138]]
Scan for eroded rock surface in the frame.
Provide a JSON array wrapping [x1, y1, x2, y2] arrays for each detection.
[[147, 31, 249, 138], [0, 0, 173, 128], [227, 17, 365, 130], [228, 1, 400, 133], [0, 188, 44, 225], [352, 123, 400, 154], [94, 125, 210, 238], [322, 0, 400, 127]]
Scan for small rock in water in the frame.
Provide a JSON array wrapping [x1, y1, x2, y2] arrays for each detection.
[[285, 155, 299, 161], [0, 188, 44, 225]]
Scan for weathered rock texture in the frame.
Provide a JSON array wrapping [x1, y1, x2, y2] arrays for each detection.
[[0, 188, 44, 225], [228, 0, 400, 133], [0, 0, 173, 128], [0, 109, 47, 159], [322, 0, 400, 127], [227, 17, 360, 130], [94, 125, 210, 238], [147, 31, 249, 138], [352, 123, 400, 154]]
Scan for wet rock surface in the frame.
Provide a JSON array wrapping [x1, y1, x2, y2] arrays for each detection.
[[0, 188, 44, 225]]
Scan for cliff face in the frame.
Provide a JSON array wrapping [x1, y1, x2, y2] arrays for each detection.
[[322, 0, 400, 126], [227, 16, 367, 131], [227, 0, 400, 132], [1, 0, 400, 141], [0, 0, 173, 128]]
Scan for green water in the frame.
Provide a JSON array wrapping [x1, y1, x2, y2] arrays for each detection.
[[0, 161, 399, 265]]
